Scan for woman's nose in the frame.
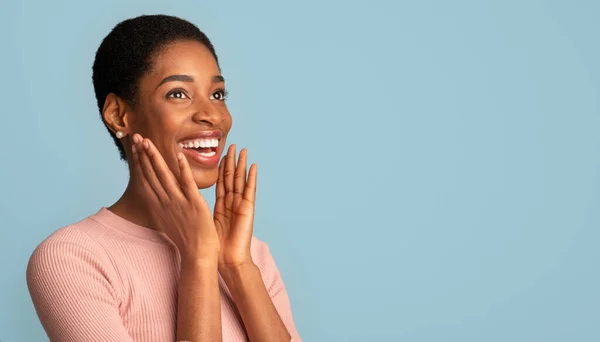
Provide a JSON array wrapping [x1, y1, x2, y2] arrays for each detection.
[[191, 102, 222, 125]]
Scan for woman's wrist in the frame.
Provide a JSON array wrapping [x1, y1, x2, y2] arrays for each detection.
[[217, 260, 292, 341], [219, 262, 260, 289], [181, 249, 220, 270]]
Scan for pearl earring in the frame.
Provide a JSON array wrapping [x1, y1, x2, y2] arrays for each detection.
[[116, 131, 124, 139]]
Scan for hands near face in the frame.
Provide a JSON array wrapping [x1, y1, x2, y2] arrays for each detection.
[[214, 145, 257, 270], [130, 134, 256, 268], [131, 133, 219, 262]]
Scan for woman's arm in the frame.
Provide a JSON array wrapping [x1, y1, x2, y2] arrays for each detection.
[[214, 146, 301, 341], [220, 241, 301, 342], [221, 264, 291, 342], [177, 256, 221, 341]]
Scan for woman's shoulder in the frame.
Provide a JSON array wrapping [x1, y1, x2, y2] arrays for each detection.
[[27, 210, 116, 269], [32, 211, 107, 250], [26, 212, 122, 291]]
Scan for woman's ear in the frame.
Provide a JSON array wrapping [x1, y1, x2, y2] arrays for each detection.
[[102, 93, 130, 137]]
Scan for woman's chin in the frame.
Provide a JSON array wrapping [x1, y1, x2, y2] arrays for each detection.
[[192, 169, 218, 189]]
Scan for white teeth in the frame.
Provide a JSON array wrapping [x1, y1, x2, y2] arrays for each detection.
[[179, 138, 219, 149], [199, 151, 216, 157], [180, 137, 220, 149]]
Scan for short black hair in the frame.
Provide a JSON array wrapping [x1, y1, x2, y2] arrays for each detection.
[[92, 14, 219, 160]]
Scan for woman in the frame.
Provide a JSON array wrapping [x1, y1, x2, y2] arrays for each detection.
[[26, 14, 301, 342]]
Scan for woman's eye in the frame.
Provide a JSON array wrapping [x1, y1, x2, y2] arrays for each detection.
[[210, 90, 228, 101], [167, 90, 189, 99]]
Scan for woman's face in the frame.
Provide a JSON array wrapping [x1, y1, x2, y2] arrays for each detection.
[[130, 40, 232, 189]]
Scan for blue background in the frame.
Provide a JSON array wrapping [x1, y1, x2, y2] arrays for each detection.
[[1, 0, 599, 341]]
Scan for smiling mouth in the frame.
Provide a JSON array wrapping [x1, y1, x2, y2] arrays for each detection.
[[178, 137, 220, 157], [176, 130, 223, 168]]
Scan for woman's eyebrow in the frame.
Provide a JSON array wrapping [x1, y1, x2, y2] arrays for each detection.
[[156, 74, 225, 89], [157, 74, 194, 88]]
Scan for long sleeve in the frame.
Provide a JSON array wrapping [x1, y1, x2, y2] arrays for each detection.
[[26, 227, 134, 342], [253, 240, 302, 341]]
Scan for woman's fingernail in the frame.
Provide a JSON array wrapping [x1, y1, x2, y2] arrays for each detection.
[[144, 141, 149, 149]]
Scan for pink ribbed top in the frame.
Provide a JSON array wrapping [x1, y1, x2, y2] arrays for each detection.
[[26, 208, 301, 341]]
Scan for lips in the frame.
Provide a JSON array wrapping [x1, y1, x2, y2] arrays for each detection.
[[178, 130, 222, 141], [177, 130, 223, 168]]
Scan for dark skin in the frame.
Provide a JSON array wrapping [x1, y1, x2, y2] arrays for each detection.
[[106, 40, 232, 226], [102, 40, 291, 341]]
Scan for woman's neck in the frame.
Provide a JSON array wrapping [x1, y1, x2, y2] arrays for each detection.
[[107, 180, 155, 230]]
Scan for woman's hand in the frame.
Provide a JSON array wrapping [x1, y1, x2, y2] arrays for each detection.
[[213, 147, 294, 342], [131, 133, 220, 262], [214, 145, 258, 269]]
